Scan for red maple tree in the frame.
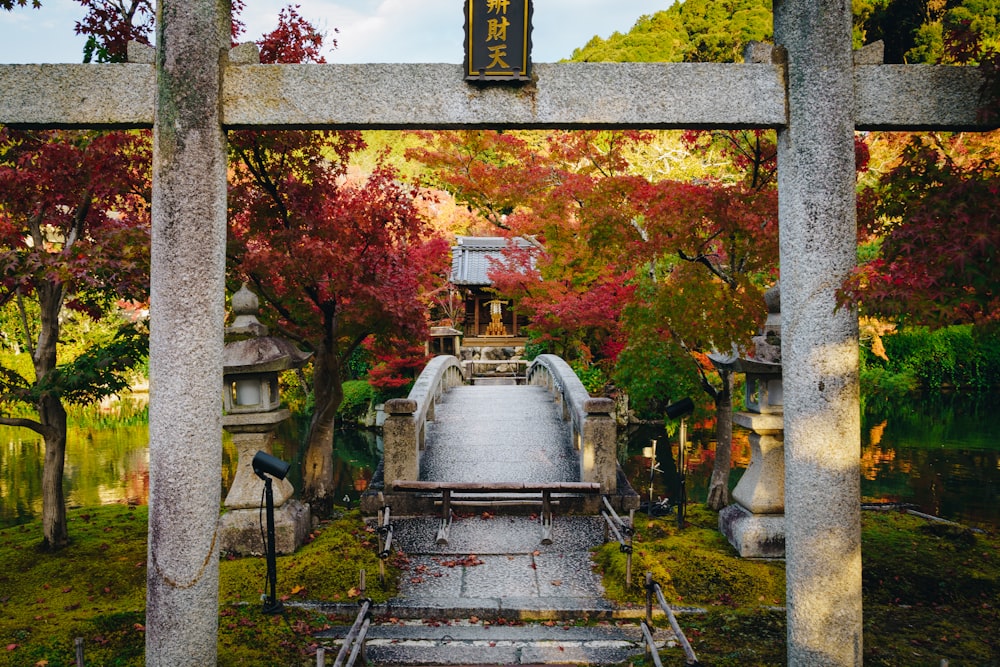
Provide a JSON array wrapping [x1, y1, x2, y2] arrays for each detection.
[[843, 132, 999, 329], [0, 128, 151, 549], [227, 12, 448, 515]]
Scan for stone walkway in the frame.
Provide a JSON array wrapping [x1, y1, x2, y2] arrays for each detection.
[[419, 384, 578, 484], [388, 515, 616, 620], [315, 514, 670, 665], [316, 384, 670, 664]]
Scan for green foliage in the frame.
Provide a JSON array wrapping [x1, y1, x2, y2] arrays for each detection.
[[613, 323, 704, 421], [278, 367, 313, 416], [570, 361, 606, 395], [522, 337, 549, 361], [571, 0, 773, 64], [855, 0, 1000, 63], [574, 0, 1000, 67], [336, 379, 375, 425], [345, 344, 373, 381], [864, 325, 1000, 395], [40, 323, 148, 406], [0, 321, 147, 412]]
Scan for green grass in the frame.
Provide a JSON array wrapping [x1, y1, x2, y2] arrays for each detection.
[[0, 505, 397, 667]]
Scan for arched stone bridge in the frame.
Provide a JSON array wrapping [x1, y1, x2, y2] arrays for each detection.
[[362, 354, 639, 517]]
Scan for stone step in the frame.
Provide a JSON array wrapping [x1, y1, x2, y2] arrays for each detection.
[[314, 619, 678, 666]]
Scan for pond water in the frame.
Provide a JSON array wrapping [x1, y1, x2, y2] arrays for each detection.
[[1, 394, 997, 530]]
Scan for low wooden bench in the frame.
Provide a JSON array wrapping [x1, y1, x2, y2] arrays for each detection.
[[391, 480, 601, 545]]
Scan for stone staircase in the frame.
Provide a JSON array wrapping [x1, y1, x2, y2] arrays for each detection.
[[316, 618, 673, 665], [310, 515, 682, 665]]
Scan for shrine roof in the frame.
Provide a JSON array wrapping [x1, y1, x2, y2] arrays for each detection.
[[450, 236, 535, 286]]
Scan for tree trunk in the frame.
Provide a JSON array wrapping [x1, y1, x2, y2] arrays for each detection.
[[706, 368, 734, 511], [40, 395, 69, 550], [301, 345, 344, 518], [36, 281, 69, 549]]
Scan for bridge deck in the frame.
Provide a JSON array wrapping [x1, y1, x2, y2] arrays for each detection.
[[419, 385, 577, 484]]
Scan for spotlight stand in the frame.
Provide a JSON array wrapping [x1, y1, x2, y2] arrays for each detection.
[[252, 450, 290, 615], [261, 474, 282, 615]]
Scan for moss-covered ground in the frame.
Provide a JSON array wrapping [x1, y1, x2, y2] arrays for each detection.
[[596, 505, 999, 666], [1, 503, 997, 666], [0, 505, 397, 667]]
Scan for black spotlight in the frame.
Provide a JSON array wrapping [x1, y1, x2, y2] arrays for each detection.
[[252, 450, 291, 481], [665, 398, 694, 529], [252, 450, 290, 614], [664, 396, 694, 420]]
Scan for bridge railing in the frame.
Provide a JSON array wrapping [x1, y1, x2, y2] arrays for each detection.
[[382, 355, 465, 483], [526, 354, 618, 494]]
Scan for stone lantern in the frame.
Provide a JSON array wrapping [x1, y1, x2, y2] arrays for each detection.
[[714, 283, 786, 558], [218, 284, 312, 555]]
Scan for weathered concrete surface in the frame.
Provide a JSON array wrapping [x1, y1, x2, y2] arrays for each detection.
[[310, 515, 687, 664], [528, 355, 619, 493], [419, 385, 577, 484], [317, 620, 677, 666], [719, 503, 786, 559], [217, 500, 310, 556], [383, 515, 627, 621], [224, 62, 786, 129], [0, 64, 155, 127], [731, 412, 785, 514], [854, 65, 991, 130], [3, 61, 994, 131], [383, 356, 465, 484], [144, 0, 229, 663], [775, 1, 863, 664]]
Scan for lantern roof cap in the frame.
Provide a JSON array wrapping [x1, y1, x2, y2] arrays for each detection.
[[227, 283, 269, 337], [224, 284, 312, 373]]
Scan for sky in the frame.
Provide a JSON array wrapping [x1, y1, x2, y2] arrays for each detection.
[[0, 0, 661, 64]]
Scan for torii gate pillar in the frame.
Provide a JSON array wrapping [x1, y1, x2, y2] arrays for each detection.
[[145, 0, 230, 664], [775, 2, 863, 664]]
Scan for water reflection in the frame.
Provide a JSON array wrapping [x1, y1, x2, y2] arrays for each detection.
[[0, 419, 382, 527], [1, 393, 997, 529], [860, 393, 999, 529]]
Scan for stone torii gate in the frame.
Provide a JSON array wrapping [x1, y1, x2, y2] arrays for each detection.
[[1, 0, 994, 665]]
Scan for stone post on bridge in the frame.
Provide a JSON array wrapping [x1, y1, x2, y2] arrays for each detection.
[[382, 398, 421, 484], [580, 397, 618, 495]]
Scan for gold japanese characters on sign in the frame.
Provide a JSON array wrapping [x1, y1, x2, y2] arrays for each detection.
[[464, 0, 533, 82]]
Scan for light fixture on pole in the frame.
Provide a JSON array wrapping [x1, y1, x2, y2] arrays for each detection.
[[252, 450, 291, 615]]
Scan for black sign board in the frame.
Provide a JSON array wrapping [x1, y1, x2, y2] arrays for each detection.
[[464, 0, 533, 82]]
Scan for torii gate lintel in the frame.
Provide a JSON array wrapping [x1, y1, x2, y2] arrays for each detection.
[[0, 61, 993, 132]]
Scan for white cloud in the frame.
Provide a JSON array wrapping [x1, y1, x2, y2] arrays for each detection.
[[1, 0, 660, 64]]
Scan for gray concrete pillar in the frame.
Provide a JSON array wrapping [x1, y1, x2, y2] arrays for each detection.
[[145, 0, 230, 664], [774, 1, 863, 665], [383, 399, 420, 483], [581, 398, 617, 494]]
